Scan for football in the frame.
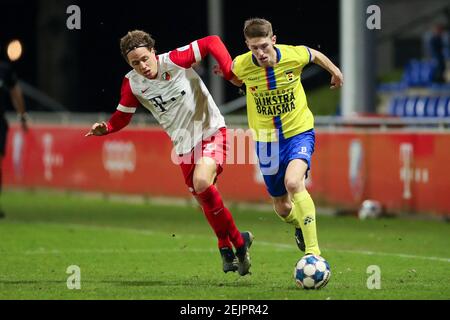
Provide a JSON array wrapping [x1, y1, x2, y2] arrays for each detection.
[[358, 199, 383, 220], [294, 254, 331, 290]]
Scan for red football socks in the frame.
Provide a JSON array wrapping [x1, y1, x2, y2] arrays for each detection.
[[195, 185, 244, 250]]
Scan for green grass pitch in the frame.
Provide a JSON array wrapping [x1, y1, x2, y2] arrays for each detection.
[[0, 190, 449, 300]]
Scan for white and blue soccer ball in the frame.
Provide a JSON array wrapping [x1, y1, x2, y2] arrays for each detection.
[[294, 254, 331, 290], [358, 199, 383, 220]]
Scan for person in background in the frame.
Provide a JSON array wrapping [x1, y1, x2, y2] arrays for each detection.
[[424, 23, 450, 83], [0, 57, 28, 218]]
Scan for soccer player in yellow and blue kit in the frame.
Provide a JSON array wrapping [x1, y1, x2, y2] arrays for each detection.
[[229, 18, 343, 257]]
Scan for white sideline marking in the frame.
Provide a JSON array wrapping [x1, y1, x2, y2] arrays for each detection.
[[21, 223, 450, 263], [329, 249, 450, 263], [24, 248, 216, 255], [256, 241, 450, 263]]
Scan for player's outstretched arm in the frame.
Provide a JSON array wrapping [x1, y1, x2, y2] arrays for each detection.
[[10, 84, 28, 132], [85, 109, 133, 137], [197, 35, 235, 81], [309, 48, 343, 89], [171, 35, 235, 81], [85, 77, 137, 137]]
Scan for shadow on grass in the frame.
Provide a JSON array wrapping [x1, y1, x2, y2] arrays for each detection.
[[0, 279, 260, 288], [0, 280, 64, 285], [102, 279, 259, 288]]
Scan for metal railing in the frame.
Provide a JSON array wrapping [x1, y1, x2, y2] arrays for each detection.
[[6, 111, 450, 132]]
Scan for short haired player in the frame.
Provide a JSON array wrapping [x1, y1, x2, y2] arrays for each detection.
[[217, 18, 343, 257]]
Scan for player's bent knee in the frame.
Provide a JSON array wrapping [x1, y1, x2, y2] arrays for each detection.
[[285, 179, 305, 195], [193, 177, 212, 194]]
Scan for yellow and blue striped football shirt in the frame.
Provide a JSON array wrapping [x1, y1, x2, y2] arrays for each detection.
[[232, 44, 314, 142]]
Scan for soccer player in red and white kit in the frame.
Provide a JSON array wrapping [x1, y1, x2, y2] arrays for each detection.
[[85, 30, 253, 276]]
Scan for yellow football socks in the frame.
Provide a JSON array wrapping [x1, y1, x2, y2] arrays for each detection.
[[292, 190, 321, 256], [278, 202, 301, 228]]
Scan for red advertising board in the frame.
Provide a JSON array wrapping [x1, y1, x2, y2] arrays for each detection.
[[309, 131, 450, 216], [4, 124, 450, 216]]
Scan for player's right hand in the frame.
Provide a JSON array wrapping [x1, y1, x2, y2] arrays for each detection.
[[213, 64, 224, 78], [85, 122, 108, 137], [214, 64, 243, 87]]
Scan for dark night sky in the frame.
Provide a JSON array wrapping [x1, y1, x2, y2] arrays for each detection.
[[1, 0, 339, 112]]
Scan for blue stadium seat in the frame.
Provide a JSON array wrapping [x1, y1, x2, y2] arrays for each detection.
[[415, 96, 428, 117], [388, 96, 408, 116], [387, 95, 450, 117], [388, 96, 399, 115], [403, 59, 437, 87], [403, 60, 420, 86], [404, 96, 419, 117], [425, 96, 439, 117], [420, 61, 436, 86], [436, 97, 450, 117], [380, 59, 445, 98]]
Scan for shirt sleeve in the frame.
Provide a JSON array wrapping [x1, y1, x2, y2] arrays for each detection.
[[294, 45, 312, 68], [106, 110, 133, 133], [107, 77, 139, 133], [169, 35, 233, 80], [118, 77, 140, 109], [231, 56, 243, 80]]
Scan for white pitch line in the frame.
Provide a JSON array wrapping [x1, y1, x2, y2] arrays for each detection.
[[24, 248, 216, 255], [256, 241, 450, 263], [19, 223, 450, 263], [327, 248, 450, 263]]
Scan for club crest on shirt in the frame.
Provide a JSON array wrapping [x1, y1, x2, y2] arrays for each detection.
[[250, 86, 258, 92], [285, 70, 295, 82], [162, 72, 171, 81]]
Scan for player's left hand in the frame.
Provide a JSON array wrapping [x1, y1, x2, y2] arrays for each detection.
[[330, 71, 343, 89]]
